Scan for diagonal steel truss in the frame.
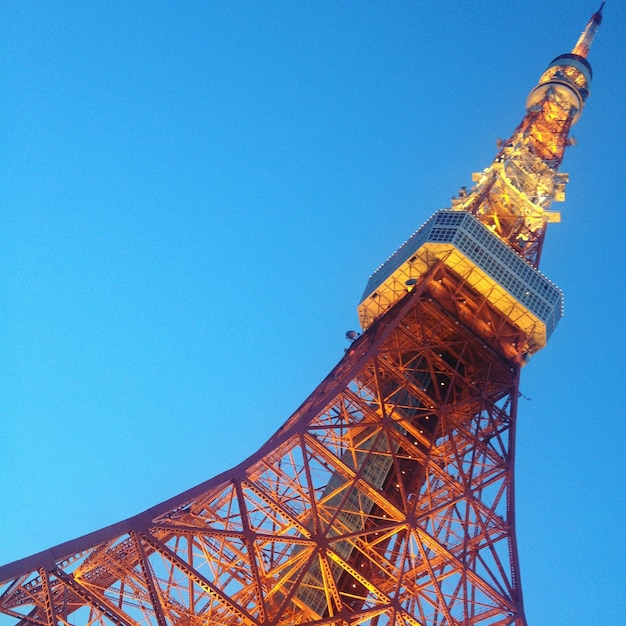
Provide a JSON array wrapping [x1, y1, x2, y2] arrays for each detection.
[[0, 271, 526, 626]]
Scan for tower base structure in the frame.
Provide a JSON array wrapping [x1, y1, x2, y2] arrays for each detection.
[[0, 265, 526, 625]]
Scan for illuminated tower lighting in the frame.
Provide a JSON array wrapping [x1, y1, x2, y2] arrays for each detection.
[[0, 5, 603, 626]]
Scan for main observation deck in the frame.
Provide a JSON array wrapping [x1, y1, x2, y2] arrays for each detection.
[[358, 210, 563, 355]]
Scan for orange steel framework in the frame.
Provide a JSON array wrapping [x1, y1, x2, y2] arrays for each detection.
[[0, 6, 604, 626]]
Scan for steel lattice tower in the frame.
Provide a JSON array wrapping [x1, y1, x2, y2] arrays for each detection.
[[0, 6, 603, 626]]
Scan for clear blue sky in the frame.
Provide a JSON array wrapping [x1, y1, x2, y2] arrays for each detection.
[[1, 1, 624, 624]]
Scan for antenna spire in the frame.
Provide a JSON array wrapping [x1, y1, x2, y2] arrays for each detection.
[[572, 2, 605, 58]]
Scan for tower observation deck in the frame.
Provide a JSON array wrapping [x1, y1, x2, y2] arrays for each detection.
[[0, 6, 603, 626]]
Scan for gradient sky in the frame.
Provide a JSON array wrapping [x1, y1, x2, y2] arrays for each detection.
[[1, 1, 625, 624]]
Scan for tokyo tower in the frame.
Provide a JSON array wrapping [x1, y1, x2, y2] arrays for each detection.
[[0, 5, 604, 626]]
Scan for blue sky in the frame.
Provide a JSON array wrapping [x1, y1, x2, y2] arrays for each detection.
[[1, 1, 624, 624]]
